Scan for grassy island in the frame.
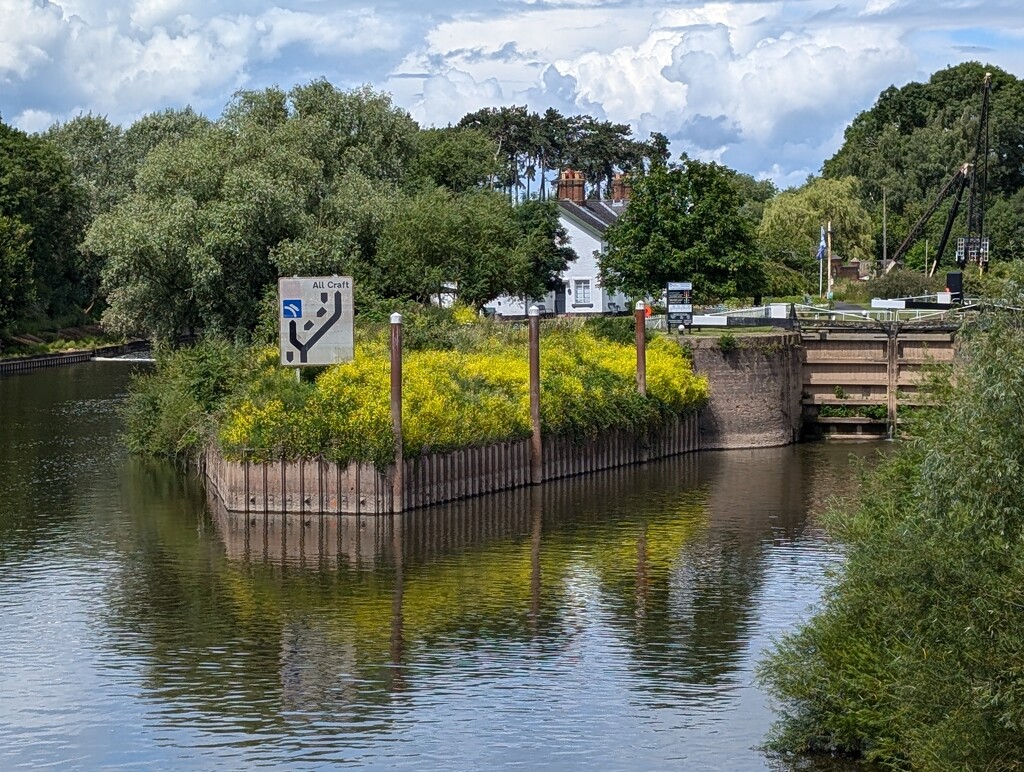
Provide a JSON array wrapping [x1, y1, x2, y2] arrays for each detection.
[[124, 312, 708, 469]]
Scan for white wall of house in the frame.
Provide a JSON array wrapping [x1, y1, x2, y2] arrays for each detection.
[[488, 211, 628, 317], [558, 216, 627, 315]]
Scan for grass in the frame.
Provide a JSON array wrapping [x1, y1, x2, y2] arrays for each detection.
[[0, 329, 126, 359]]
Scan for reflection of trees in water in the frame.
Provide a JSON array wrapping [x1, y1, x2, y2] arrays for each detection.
[[100, 442, 886, 742], [0, 364, 136, 558], [594, 446, 886, 697]]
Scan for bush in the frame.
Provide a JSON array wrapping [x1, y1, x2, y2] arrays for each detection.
[[758, 312, 1024, 768], [583, 314, 638, 346], [122, 338, 248, 458], [213, 322, 708, 467], [864, 268, 943, 300], [718, 331, 738, 353]]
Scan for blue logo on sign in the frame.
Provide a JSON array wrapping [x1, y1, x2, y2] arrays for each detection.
[[282, 299, 302, 318]]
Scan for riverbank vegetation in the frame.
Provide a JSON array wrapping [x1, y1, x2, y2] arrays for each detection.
[[758, 310, 1024, 769], [124, 311, 708, 467]]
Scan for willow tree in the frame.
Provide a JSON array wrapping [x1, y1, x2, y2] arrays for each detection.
[[758, 176, 874, 287], [86, 82, 419, 343]]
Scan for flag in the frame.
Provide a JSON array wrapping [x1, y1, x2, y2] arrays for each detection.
[[816, 225, 826, 261]]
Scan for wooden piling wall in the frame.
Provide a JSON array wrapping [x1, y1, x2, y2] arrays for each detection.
[[203, 411, 701, 515], [0, 341, 150, 375]]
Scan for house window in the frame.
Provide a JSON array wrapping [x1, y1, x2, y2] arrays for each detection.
[[573, 279, 592, 306]]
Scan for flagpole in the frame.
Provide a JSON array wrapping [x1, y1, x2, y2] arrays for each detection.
[[826, 220, 834, 299], [817, 224, 826, 300]]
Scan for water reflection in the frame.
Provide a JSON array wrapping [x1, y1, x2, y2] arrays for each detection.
[[0, 363, 884, 770]]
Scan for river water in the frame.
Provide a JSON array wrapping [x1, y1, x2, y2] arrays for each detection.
[[0, 362, 881, 770]]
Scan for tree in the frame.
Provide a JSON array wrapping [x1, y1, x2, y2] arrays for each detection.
[[823, 62, 1024, 268], [373, 188, 562, 309], [0, 213, 31, 327], [599, 156, 765, 303], [44, 114, 128, 218], [87, 82, 419, 343], [0, 120, 87, 324], [513, 199, 575, 298], [758, 176, 874, 287], [408, 127, 500, 193]]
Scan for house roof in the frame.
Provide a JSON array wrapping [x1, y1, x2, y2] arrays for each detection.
[[557, 199, 628, 238]]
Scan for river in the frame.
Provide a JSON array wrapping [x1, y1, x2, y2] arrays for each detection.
[[0, 362, 881, 770]]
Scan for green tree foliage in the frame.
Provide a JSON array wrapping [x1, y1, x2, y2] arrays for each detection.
[[984, 188, 1024, 261], [759, 310, 1024, 768], [85, 81, 419, 343], [758, 176, 874, 290], [513, 199, 576, 297], [45, 109, 212, 220], [731, 173, 777, 230], [44, 114, 128, 218], [824, 62, 1024, 269], [0, 213, 31, 326], [0, 119, 87, 326], [408, 127, 500, 192], [457, 106, 663, 201], [599, 156, 765, 303], [374, 189, 570, 309]]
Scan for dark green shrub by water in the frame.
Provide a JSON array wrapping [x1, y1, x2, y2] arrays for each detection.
[[758, 312, 1024, 770]]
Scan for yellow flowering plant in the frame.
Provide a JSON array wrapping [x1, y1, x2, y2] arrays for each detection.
[[212, 319, 708, 468]]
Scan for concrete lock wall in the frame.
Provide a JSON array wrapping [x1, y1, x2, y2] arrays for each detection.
[[684, 332, 803, 450]]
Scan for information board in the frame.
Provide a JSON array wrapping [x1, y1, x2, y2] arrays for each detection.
[[666, 281, 693, 327], [278, 276, 354, 366]]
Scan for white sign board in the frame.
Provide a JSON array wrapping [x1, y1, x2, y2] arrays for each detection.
[[278, 276, 354, 366]]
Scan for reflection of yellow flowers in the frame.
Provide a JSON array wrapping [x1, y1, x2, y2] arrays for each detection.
[[218, 326, 708, 466]]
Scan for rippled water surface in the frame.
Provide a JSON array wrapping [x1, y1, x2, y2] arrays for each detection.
[[0, 363, 883, 770]]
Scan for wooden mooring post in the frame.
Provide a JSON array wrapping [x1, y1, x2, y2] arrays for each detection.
[[528, 304, 543, 485], [635, 301, 647, 397], [391, 312, 404, 512]]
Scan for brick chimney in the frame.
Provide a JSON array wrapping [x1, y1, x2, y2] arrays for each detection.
[[611, 172, 631, 202], [557, 169, 586, 204]]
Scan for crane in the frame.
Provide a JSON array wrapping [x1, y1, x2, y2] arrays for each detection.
[[884, 72, 992, 276]]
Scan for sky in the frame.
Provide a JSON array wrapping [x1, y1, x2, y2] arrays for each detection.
[[3, 0, 1024, 188]]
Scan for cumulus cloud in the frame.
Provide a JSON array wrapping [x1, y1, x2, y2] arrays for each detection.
[[0, 0, 409, 128], [398, 1, 938, 181], [3, 0, 1024, 185]]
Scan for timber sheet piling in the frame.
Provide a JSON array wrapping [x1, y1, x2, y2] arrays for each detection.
[[206, 412, 701, 516]]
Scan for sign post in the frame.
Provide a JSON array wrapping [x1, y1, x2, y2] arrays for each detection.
[[666, 281, 693, 331], [278, 276, 355, 366]]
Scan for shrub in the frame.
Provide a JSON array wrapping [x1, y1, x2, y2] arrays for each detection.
[[758, 312, 1024, 768], [718, 331, 738, 353], [122, 338, 247, 458], [864, 267, 943, 300], [214, 322, 708, 466], [583, 314, 638, 346]]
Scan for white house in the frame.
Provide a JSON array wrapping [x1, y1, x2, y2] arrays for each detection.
[[487, 170, 630, 317]]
